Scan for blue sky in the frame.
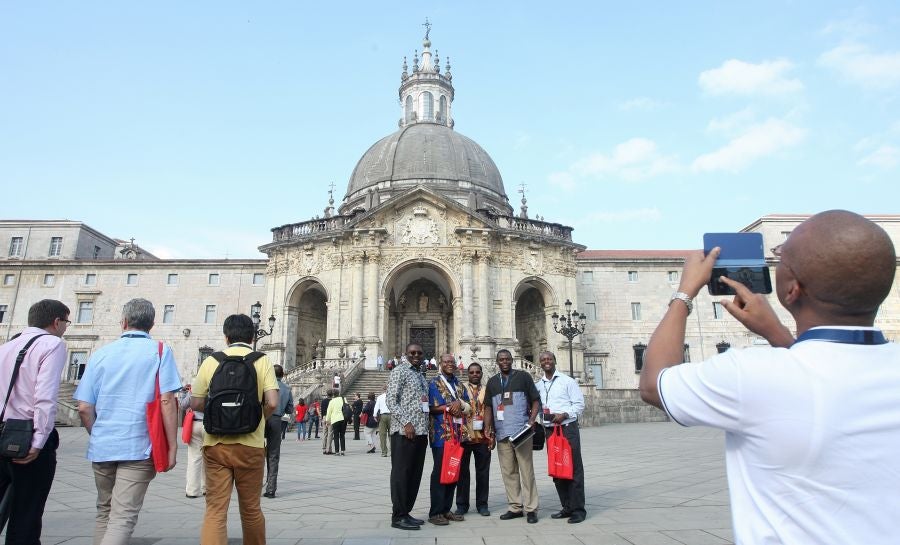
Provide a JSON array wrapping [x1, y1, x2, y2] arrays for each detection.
[[2, 2, 898, 258]]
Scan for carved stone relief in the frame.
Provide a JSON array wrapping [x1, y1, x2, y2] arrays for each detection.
[[399, 205, 440, 245]]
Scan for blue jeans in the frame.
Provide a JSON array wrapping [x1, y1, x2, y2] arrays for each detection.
[[296, 421, 307, 439]]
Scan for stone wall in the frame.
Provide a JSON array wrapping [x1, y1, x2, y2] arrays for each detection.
[[578, 386, 670, 426]]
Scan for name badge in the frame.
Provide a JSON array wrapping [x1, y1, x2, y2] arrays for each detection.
[[421, 395, 429, 413], [453, 416, 463, 425], [473, 416, 484, 430], [502, 391, 513, 406], [496, 406, 505, 421]]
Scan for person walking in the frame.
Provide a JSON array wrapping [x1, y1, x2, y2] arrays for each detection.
[[0, 300, 69, 544], [325, 390, 348, 456], [75, 298, 182, 544], [362, 393, 378, 453], [306, 401, 320, 440], [352, 393, 364, 440], [180, 385, 206, 499], [295, 399, 308, 441], [320, 391, 334, 455], [264, 364, 293, 498]]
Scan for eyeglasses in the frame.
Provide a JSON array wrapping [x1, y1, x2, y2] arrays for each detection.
[[60, 319, 72, 324], [408, 351, 424, 356]]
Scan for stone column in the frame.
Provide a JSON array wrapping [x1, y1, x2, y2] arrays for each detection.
[[477, 254, 490, 337], [350, 254, 364, 338], [462, 253, 474, 338], [365, 253, 379, 338]]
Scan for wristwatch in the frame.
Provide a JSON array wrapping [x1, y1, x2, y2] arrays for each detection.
[[669, 292, 693, 315]]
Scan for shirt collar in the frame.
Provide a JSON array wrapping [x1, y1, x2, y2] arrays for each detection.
[[228, 342, 253, 348], [120, 330, 150, 338], [540, 369, 562, 382]]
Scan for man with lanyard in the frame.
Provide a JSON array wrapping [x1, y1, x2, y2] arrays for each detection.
[[640, 210, 900, 544], [483, 349, 541, 523], [537, 351, 586, 524], [386, 344, 430, 530], [263, 364, 293, 498], [0, 300, 69, 544], [454, 361, 493, 517], [426, 353, 471, 526]]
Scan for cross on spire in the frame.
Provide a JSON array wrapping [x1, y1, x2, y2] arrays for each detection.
[[422, 18, 431, 40]]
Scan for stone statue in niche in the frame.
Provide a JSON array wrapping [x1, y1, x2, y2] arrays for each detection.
[[438, 294, 446, 309], [418, 292, 429, 313], [398, 292, 407, 309]]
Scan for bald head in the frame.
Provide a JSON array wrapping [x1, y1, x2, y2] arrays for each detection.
[[782, 210, 895, 318]]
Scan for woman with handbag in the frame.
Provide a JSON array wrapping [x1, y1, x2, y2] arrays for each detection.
[[362, 393, 378, 453], [325, 390, 348, 456]]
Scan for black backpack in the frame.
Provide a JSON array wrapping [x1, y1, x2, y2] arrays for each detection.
[[341, 398, 353, 421], [203, 351, 265, 435]]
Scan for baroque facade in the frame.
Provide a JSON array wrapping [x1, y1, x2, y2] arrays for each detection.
[[2, 33, 899, 390]]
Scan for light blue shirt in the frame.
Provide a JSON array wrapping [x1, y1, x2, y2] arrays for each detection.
[[74, 331, 182, 462], [537, 369, 584, 427]]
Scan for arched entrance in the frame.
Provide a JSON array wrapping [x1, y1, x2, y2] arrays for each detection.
[[382, 261, 458, 361], [285, 278, 328, 369], [514, 278, 555, 363]]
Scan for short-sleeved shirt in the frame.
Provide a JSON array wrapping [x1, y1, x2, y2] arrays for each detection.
[[74, 331, 182, 462], [484, 369, 540, 440], [191, 343, 277, 449], [428, 373, 470, 448], [658, 328, 900, 544]]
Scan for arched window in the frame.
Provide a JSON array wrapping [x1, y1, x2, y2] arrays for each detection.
[[422, 91, 433, 121], [438, 95, 447, 122], [405, 95, 414, 122]]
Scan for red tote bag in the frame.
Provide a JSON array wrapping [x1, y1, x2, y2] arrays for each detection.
[[440, 421, 465, 485], [146, 342, 170, 472], [547, 425, 574, 480], [181, 409, 194, 445]]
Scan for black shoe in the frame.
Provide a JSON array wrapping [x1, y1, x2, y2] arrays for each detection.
[[478, 507, 491, 516], [262, 492, 275, 498], [404, 515, 424, 525], [551, 510, 573, 519], [391, 519, 420, 530], [567, 513, 586, 524], [185, 494, 201, 498], [453, 508, 467, 516], [367, 447, 376, 453], [527, 512, 538, 524], [499, 511, 524, 520]]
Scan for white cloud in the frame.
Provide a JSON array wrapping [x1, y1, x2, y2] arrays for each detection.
[[819, 42, 900, 90], [617, 97, 663, 112], [699, 59, 803, 97], [706, 107, 757, 135], [584, 208, 663, 223], [858, 145, 900, 169], [692, 118, 806, 173], [570, 138, 681, 182]]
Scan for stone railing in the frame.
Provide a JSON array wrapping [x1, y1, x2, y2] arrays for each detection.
[[480, 211, 574, 242], [478, 357, 541, 380], [271, 216, 349, 242], [284, 357, 365, 389]]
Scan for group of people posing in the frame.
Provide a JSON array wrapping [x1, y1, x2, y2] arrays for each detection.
[[386, 345, 586, 529]]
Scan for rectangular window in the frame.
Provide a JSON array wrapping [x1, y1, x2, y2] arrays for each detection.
[[781, 230, 792, 241], [163, 305, 175, 324], [582, 271, 593, 284], [69, 350, 88, 381], [630, 302, 641, 321], [0, 304, 7, 323], [126, 273, 138, 286], [93, 245, 101, 259], [49, 237, 63, 257], [252, 273, 265, 286], [43, 274, 55, 287], [204, 305, 216, 324], [167, 273, 178, 285], [77, 301, 93, 323], [3, 274, 14, 286], [627, 270, 638, 282], [84, 273, 97, 286], [683, 344, 691, 363], [667, 270, 679, 283], [208, 273, 220, 285], [584, 302, 597, 320], [713, 302, 724, 319], [8, 237, 23, 257], [633, 343, 647, 373]]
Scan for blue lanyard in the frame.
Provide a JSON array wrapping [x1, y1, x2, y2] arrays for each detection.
[[795, 328, 887, 345]]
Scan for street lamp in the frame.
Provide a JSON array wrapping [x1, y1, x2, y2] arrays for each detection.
[[551, 299, 586, 377], [250, 301, 276, 350]]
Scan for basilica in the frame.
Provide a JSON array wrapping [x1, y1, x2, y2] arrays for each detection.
[[2, 31, 899, 417]]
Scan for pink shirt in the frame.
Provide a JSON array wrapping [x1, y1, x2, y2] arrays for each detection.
[[0, 327, 66, 449]]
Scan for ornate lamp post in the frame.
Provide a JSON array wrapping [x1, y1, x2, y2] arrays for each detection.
[[250, 301, 276, 351], [551, 299, 586, 377]]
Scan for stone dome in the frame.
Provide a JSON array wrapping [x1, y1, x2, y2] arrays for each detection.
[[345, 123, 507, 201]]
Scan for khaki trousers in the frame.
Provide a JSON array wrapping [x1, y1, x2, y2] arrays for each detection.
[[496, 438, 539, 514], [377, 414, 391, 454], [185, 420, 206, 496], [321, 421, 333, 453], [201, 443, 266, 545], [91, 458, 156, 545]]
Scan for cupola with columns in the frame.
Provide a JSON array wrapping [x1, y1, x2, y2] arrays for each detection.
[[399, 19, 454, 129]]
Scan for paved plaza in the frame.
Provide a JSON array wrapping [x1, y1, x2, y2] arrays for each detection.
[[19, 422, 734, 544]]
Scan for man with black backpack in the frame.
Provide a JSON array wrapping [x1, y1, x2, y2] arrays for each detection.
[[191, 314, 278, 545]]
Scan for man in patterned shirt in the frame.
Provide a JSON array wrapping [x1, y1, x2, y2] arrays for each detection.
[[454, 361, 493, 517], [386, 343, 430, 530], [427, 354, 471, 526]]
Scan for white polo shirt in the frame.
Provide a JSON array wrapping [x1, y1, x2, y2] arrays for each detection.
[[659, 328, 900, 544]]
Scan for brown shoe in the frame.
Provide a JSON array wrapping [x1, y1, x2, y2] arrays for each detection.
[[444, 511, 464, 522], [428, 515, 449, 526]]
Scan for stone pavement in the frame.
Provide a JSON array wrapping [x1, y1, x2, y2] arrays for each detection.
[[19, 423, 734, 544]]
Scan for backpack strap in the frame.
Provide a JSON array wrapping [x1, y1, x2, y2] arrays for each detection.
[[1, 333, 49, 421], [210, 352, 228, 364]]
